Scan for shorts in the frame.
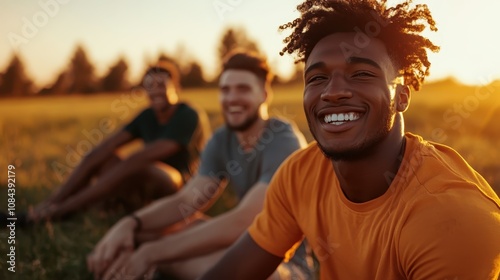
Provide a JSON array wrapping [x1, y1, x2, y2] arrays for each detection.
[[277, 240, 317, 280]]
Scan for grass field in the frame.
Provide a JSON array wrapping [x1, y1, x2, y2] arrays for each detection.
[[0, 80, 499, 279]]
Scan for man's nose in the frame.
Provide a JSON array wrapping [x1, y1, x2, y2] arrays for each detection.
[[321, 74, 353, 103], [222, 90, 239, 103]]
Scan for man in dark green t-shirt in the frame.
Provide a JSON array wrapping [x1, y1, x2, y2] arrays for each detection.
[[28, 62, 210, 222]]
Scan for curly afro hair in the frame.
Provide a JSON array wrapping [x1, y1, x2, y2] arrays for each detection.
[[279, 0, 440, 90]]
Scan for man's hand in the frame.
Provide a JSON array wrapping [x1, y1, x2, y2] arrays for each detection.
[[102, 245, 155, 280], [32, 199, 53, 214], [29, 203, 59, 222], [87, 217, 137, 279]]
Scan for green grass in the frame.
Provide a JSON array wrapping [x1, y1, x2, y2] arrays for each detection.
[[0, 81, 499, 279]]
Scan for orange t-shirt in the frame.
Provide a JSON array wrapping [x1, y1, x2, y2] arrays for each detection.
[[249, 133, 500, 279]]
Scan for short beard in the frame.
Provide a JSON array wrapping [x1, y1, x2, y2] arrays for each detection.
[[225, 109, 260, 132], [311, 102, 396, 162], [317, 129, 389, 161]]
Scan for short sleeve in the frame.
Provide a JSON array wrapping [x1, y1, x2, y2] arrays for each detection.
[[161, 105, 199, 147], [248, 160, 304, 257], [399, 188, 500, 279], [197, 131, 225, 180], [123, 109, 149, 138], [258, 120, 304, 183]]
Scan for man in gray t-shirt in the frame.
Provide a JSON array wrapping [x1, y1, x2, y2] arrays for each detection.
[[199, 118, 304, 200], [89, 51, 313, 280]]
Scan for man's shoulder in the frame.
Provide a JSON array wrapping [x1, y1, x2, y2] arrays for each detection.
[[404, 133, 499, 204], [176, 102, 200, 118], [292, 141, 320, 157], [138, 107, 154, 115], [206, 125, 231, 146], [277, 142, 322, 168], [404, 132, 475, 187], [397, 133, 500, 222], [266, 117, 306, 145], [211, 124, 230, 136], [267, 118, 296, 134], [131, 107, 154, 122]]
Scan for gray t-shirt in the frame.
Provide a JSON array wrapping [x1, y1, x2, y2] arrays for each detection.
[[198, 118, 305, 199]]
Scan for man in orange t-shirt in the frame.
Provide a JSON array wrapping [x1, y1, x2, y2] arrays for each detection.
[[200, 0, 500, 279]]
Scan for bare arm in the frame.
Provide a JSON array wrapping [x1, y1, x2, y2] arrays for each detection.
[[199, 232, 283, 280], [134, 175, 223, 231], [143, 182, 269, 264], [52, 138, 183, 216], [48, 130, 134, 204], [88, 175, 224, 277]]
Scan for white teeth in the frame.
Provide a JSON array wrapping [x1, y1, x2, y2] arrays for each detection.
[[323, 112, 361, 124], [228, 106, 243, 113]]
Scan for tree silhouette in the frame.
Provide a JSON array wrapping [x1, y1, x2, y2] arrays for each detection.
[[181, 61, 206, 88], [39, 71, 71, 95], [68, 45, 96, 93], [218, 26, 260, 64], [100, 57, 129, 92], [172, 44, 207, 88], [0, 54, 33, 96]]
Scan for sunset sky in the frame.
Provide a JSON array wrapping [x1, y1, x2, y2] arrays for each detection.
[[0, 0, 499, 88]]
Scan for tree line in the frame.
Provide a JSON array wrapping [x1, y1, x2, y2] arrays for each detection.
[[0, 27, 302, 97]]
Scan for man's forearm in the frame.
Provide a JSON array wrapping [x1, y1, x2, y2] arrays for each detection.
[[134, 176, 222, 232], [146, 207, 253, 264], [199, 233, 283, 280], [145, 227, 228, 265], [144, 182, 268, 263]]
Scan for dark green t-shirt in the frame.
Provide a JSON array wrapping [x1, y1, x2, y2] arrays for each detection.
[[123, 103, 201, 178]]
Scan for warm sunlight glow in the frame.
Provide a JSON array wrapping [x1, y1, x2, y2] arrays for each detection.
[[0, 0, 499, 87], [417, 0, 500, 85]]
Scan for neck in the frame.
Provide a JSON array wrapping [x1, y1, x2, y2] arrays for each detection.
[[333, 115, 406, 203], [154, 102, 177, 124], [236, 116, 268, 152]]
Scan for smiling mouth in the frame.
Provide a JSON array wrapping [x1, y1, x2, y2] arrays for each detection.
[[227, 105, 244, 113], [322, 112, 361, 125]]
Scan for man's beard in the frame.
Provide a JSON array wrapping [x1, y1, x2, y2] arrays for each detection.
[[310, 102, 396, 161], [225, 108, 260, 132]]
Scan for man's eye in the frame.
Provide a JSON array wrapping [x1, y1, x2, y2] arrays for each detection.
[[307, 76, 327, 84], [352, 71, 375, 78], [237, 87, 251, 93]]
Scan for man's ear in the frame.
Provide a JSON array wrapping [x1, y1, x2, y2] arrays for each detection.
[[396, 84, 411, 112], [263, 84, 273, 104], [166, 80, 179, 104], [262, 89, 268, 103]]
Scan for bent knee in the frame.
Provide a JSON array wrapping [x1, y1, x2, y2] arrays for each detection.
[[148, 163, 184, 191], [96, 153, 123, 175]]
